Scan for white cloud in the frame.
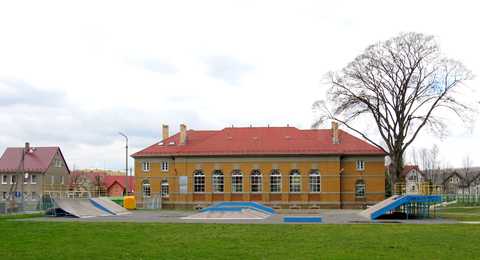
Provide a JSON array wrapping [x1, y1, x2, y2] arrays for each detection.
[[0, 0, 479, 170]]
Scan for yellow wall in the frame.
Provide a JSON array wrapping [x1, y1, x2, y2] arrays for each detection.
[[134, 156, 385, 208]]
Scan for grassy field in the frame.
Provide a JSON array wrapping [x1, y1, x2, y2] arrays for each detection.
[[436, 206, 480, 221], [1, 216, 480, 259]]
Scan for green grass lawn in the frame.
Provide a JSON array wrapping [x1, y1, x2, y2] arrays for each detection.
[[1, 217, 480, 260], [436, 206, 480, 221]]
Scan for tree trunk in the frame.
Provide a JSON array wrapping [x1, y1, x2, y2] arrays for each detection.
[[389, 151, 404, 194]]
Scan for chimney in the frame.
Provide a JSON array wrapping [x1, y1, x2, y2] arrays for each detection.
[[25, 142, 30, 152], [179, 124, 187, 145], [331, 121, 340, 144], [162, 125, 169, 140]]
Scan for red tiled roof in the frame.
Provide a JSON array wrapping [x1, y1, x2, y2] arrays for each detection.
[[0, 147, 68, 173], [132, 127, 385, 157], [104, 176, 135, 193]]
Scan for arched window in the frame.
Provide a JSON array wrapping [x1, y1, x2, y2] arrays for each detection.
[[142, 180, 151, 198], [232, 170, 243, 192], [355, 180, 366, 198], [289, 170, 301, 193], [250, 170, 262, 193], [309, 170, 321, 193], [212, 170, 224, 193], [270, 169, 281, 193], [161, 178, 169, 197], [193, 170, 205, 193]]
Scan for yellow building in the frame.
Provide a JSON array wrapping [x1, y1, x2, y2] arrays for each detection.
[[132, 123, 386, 209]]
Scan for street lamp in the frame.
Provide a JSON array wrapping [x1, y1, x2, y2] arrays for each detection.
[[118, 132, 129, 196]]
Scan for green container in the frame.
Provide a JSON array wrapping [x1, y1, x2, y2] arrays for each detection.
[[109, 197, 124, 207]]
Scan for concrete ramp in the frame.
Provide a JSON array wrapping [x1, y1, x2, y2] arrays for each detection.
[[90, 197, 130, 215], [54, 199, 113, 218]]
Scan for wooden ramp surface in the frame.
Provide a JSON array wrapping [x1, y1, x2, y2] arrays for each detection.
[[54, 199, 112, 218], [90, 197, 130, 215]]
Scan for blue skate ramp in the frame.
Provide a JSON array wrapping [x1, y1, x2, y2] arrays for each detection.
[[361, 195, 441, 220]]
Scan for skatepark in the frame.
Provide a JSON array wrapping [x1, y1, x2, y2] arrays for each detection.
[[34, 195, 456, 224]]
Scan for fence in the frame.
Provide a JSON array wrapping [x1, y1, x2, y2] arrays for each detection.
[[442, 194, 480, 206]]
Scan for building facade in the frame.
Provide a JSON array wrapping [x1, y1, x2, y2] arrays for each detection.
[[133, 123, 386, 209], [0, 143, 70, 202]]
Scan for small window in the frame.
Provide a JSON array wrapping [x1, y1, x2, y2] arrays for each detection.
[[11, 175, 17, 184], [23, 173, 29, 184], [309, 170, 321, 193], [2, 192, 7, 200], [55, 159, 62, 168], [2, 175, 8, 184], [231, 170, 243, 193], [142, 161, 151, 172], [142, 180, 151, 197], [31, 192, 37, 200], [51, 176, 55, 185], [161, 161, 169, 172], [270, 170, 282, 193], [31, 174, 37, 184], [193, 170, 205, 193], [161, 179, 169, 198], [61, 176, 65, 185], [250, 170, 262, 193], [355, 180, 366, 198], [289, 170, 301, 193], [212, 170, 224, 193], [356, 160, 365, 171]]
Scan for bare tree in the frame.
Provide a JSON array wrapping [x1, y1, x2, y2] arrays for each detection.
[[409, 144, 440, 183], [462, 155, 474, 194], [313, 32, 475, 184]]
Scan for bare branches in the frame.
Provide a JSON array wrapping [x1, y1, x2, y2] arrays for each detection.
[[313, 32, 475, 180]]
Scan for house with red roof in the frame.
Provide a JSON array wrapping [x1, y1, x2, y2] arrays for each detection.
[[0, 143, 70, 201], [401, 165, 426, 194], [132, 123, 386, 209], [104, 176, 135, 196]]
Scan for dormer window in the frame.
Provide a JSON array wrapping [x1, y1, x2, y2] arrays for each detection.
[[158, 142, 164, 146], [168, 141, 175, 145]]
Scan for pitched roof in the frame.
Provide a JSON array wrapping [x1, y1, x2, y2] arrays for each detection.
[[132, 127, 385, 157], [0, 146, 69, 173], [400, 165, 424, 178], [104, 176, 135, 193]]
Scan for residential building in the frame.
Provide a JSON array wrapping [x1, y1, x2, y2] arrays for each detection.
[[401, 165, 426, 194], [132, 123, 386, 209], [104, 176, 135, 196], [0, 143, 70, 201]]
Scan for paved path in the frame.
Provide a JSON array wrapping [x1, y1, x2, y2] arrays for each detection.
[[22, 209, 457, 224]]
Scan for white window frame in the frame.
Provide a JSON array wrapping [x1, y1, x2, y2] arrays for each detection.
[[11, 175, 17, 184], [2, 175, 7, 184], [55, 159, 62, 168], [31, 174, 37, 184], [161, 161, 169, 172], [356, 160, 365, 171], [355, 180, 366, 198], [2, 191, 7, 200], [250, 170, 262, 193], [61, 176, 65, 185], [142, 180, 151, 198], [212, 170, 224, 193], [270, 170, 282, 193], [289, 170, 301, 193], [161, 179, 169, 198], [193, 170, 205, 193], [231, 170, 243, 193], [142, 161, 151, 172], [309, 170, 321, 193]]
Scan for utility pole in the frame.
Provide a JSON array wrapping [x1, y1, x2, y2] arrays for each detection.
[[118, 132, 128, 196]]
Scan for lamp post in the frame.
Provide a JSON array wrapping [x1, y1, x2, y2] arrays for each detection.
[[118, 132, 129, 196]]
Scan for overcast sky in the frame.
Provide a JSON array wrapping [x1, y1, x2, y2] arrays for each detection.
[[0, 0, 479, 172]]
